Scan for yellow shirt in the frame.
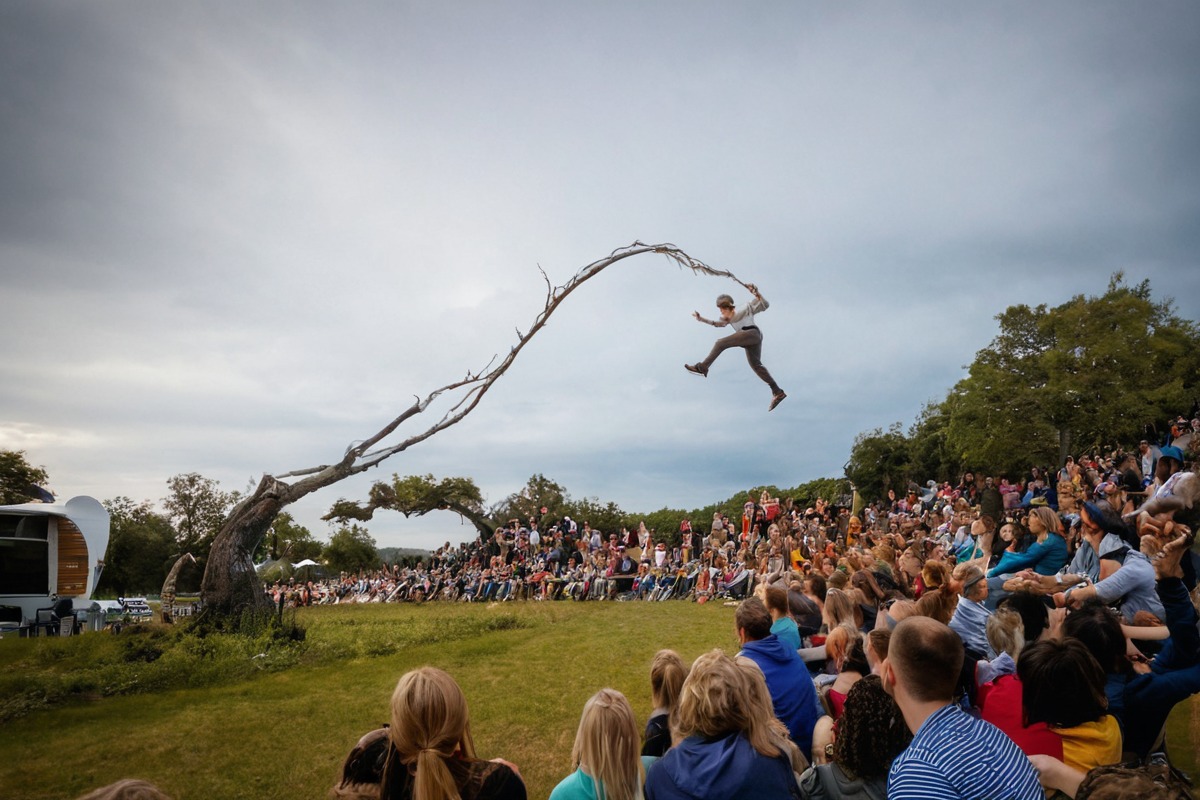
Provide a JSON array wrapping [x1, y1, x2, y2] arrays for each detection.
[[1057, 715, 1123, 773]]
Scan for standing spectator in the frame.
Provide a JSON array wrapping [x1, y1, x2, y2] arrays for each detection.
[[882, 617, 1041, 800], [1139, 440, 1161, 484]]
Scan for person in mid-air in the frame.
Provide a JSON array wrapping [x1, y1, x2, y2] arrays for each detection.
[[686, 283, 786, 411]]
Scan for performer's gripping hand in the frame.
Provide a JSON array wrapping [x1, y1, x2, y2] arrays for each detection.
[[692, 311, 702, 320]]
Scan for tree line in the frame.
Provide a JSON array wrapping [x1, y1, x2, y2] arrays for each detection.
[[844, 274, 1200, 501]]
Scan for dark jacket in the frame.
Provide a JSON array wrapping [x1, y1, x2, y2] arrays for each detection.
[[645, 732, 797, 800]]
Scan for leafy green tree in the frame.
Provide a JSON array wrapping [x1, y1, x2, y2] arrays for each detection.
[[786, 478, 853, 508], [323, 524, 380, 573], [493, 473, 568, 526], [253, 511, 322, 562], [326, 473, 496, 539], [95, 497, 176, 596], [844, 423, 913, 502], [0, 450, 50, 505], [626, 507, 689, 549], [163, 473, 239, 560], [906, 402, 960, 486], [944, 274, 1200, 472]]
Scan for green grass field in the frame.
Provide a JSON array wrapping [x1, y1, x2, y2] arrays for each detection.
[[1, 601, 1197, 800]]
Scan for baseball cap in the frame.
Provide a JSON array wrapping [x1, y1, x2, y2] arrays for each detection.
[[1160, 445, 1185, 462]]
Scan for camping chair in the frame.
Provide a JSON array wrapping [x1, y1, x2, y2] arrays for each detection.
[[34, 608, 57, 636], [726, 569, 751, 599]]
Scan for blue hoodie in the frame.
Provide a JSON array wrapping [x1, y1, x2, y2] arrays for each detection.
[[739, 634, 823, 755], [644, 732, 797, 800]]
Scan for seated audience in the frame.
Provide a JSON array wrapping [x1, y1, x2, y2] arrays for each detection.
[[799, 675, 912, 800], [764, 585, 801, 650], [642, 650, 687, 758], [735, 597, 823, 756], [947, 564, 992, 660], [644, 649, 800, 800], [823, 625, 868, 719], [551, 688, 649, 800], [882, 616, 1041, 800], [1017, 638, 1123, 772], [331, 727, 391, 800]]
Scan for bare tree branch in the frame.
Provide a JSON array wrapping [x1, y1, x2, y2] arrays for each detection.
[[200, 241, 743, 618]]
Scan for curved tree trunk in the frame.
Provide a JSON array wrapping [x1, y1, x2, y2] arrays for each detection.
[[160, 552, 196, 623], [199, 476, 288, 619], [198, 242, 737, 625]]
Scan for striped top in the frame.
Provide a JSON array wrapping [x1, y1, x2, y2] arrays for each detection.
[[888, 703, 1042, 800]]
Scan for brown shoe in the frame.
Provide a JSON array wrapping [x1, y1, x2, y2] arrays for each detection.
[[685, 363, 708, 377], [769, 391, 786, 411]]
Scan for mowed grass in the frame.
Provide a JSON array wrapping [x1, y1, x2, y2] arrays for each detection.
[[1, 601, 1197, 800], [0, 601, 742, 800]]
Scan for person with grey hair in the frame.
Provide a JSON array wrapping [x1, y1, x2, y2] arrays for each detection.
[[686, 283, 787, 411]]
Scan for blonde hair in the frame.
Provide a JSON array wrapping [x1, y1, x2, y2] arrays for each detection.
[[571, 689, 644, 800], [1029, 507, 1062, 536], [986, 606, 1026, 660], [825, 622, 861, 666], [650, 649, 688, 711], [734, 656, 805, 771], [675, 649, 778, 758], [75, 780, 173, 800], [823, 588, 859, 629], [382, 667, 476, 800]]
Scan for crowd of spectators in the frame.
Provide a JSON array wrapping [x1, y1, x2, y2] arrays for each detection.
[[89, 413, 1198, 799]]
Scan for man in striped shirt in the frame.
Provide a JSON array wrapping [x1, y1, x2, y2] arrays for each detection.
[[881, 616, 1042, 800]]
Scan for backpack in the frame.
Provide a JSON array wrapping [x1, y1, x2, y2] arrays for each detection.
[[1076, 761, 1194, 800]]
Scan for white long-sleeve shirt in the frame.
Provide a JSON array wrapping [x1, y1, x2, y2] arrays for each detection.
[[702, 295, 769, 330]]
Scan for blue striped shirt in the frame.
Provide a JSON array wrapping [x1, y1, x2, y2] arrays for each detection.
[[888, 703, 1042, 800]]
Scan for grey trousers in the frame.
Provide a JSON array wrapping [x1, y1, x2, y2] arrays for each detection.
[[699, 327, 782, 394]]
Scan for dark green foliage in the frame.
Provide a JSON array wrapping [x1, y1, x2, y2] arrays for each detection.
[[322, 524, 380, 573], [252, 511, 321, 562], [162, 473, 240, 592], [327, 473, 495, 539], [94, 497, 177, 597], [0, 450, 50, 505], [845, 274, 1200, 503]]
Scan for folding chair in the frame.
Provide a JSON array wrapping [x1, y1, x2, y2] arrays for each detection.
[[34, 608, 57, 636]]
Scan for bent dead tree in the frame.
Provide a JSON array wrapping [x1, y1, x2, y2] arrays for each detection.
[[199, 241, 749, 620]]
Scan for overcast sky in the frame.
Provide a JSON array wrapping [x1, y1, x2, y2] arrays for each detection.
[[3, 2, 1198, 550]]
